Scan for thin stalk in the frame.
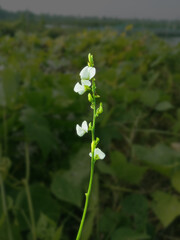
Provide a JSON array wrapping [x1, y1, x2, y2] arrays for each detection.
[[24, 143, 36, 240], [3, 108, 8, 155], [0, 173, 13, 240], [76, 79, 96, 240]]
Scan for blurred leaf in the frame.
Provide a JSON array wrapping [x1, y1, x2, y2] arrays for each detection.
[[111, 227, 150, 240], [134, 144, 180, 177], [111, 151, 147, 184], [155, 101, 173, 111], [151, 191, 180, 227], [20, 108, 56, 158], [99, 209, 120, 234], [52, 225, 63, 240], [36, 213, 56, 240], [122, 194, 148, 232], [140, 89, 159, 107], [96, 161, 114, 175], [16, 184, 60, 230], [51, 172, 82, 207], [51, 146, 90, 207], [0, 68, 19, 106], [171, 170, 180, 193]]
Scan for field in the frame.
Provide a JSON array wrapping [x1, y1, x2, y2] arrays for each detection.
[[0, 13, 180, 240]]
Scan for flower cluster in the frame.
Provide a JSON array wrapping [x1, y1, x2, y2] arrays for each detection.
[[74, 66, 96, 95], [74, 54, 105, 161]]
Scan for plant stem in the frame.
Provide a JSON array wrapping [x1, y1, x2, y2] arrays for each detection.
[[0, 173, 13, 240], [76, 79, 96, 240], [3, 108, 8, 155], [24, 143, 37, 240]]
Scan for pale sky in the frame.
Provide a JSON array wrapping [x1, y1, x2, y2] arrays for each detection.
[[1, 0, 180, 20]]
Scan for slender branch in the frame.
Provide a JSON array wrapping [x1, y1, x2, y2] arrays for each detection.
[[0, 173, 13, 240], [3, 108, 8, 156], [76, 79, 96, 240], [23, 143, 37, 240]]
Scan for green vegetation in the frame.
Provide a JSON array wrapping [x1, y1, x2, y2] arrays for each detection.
[[0, 14, 180, 240]]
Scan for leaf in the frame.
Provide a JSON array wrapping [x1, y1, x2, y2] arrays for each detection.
[[140, 89, 159, 107], [96, 161, 114, 175], [110, 151, 147, 184], [20, 108, 56, 158], [111, 227, 150, 240], [52, 225, 63, 240], [171, 170, 180, 193], [15, 184, 60, 230], [99, 209, 120, 234], [151, 191, 180, 227], [0, 68, 19, 106], [134, 144, 180, 177], [51, 146, 90, 207], [121, 194, 148, 232], [51, 172, 82, 207], [36, 213, 56, 240], [155, 101, 173, 111]]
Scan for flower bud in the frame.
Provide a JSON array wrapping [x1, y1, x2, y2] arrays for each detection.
[[88, 53, 94, 66], [88, 93, 93, 103], [88, 122, 92, 131], [95, 137, 100, 146], [96, 102, 103, 117]]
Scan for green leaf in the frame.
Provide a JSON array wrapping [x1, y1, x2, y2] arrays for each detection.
[[122, 194, 148, 232], [20, 108, 56, 158], [140, 89, 159, 107], [0, 68, 19, 107], [134, 144, 180, 177], [99, 209, 120, 234], [51, 172, 82, 207], [52, 225, 63, 240], [51, 146, 90, 207], [171, 170, 180, 193], [151, 191, 180, 227], [15, 184, 60, 230], [126, 74, 142, 88], [111, 227, 150, 240], [36, 213, 56, 240], [155, 101, 173, 111], [111, 151, 147, 184]]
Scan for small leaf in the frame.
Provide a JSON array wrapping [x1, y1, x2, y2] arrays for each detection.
[[155, 101, 173, 111], [171, 171, 180, 193], [111, 151, 147, 184], [151, 191, 180, 227], [112, 227, 150, 240]]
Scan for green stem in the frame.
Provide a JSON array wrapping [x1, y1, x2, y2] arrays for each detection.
[[3, 108, 8, 155], [24, 143, 37, 240], [0, 173, 13, 240], [76, 79, 96, 240]]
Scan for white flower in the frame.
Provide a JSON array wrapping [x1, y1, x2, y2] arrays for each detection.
[[80, 66, 96, 81], [76, 121, 88, 137], [74, 80, 91, 95], [89, 148, 105, 160]]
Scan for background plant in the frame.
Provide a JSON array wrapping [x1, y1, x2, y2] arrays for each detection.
[[0, 16, 180, 240]]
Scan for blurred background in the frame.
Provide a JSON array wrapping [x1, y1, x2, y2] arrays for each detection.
[[0, 0, 180, 239]]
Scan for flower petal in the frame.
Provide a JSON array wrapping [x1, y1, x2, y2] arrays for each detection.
[[81, 80, 91, 87], [80, 66, 89, 80], [82, 121, 88, 132], [89, 67, 96, 79], [74, 82, 85, 95], [76, 124, 86, 137], [95, 148, 106, 160]]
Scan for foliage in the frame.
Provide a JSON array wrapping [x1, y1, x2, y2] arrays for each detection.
[[0, 21, 180, 240]]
